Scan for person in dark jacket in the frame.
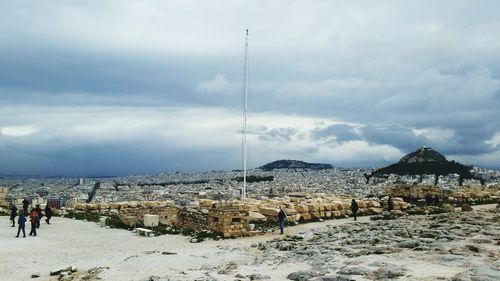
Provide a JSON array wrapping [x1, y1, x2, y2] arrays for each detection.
[[277, 206, 287, 234], [433, 194, 440, 206], [22, 198, 30, 215], [387, 196, 394, 212], [34, 204, 43, 228], [425, 194, 432, 206], [44, 204, 53, 224], [350, 199, 359, 221], [9, 203, 18, 227], [16, 212, 27, 238], [29, 209, 37, 236]]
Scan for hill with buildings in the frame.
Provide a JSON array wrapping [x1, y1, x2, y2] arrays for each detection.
[[259, 160, 333, 171], [369, 146, 476, 184]]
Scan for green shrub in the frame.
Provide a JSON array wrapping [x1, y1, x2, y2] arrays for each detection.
[[64, 211, 100, 222]]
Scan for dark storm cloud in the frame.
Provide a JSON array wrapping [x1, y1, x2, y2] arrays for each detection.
[[441, 126, 497, 156], [1, 1, 500, 174], [258, 127, 299, 142], [0, 46, 244, 108], [0, 139, 237, 176], [361, 125, 427, 152], [313, 124, 361, 143]]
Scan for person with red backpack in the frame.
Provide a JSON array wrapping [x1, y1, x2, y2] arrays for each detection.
[[29, 209, 38, 236]]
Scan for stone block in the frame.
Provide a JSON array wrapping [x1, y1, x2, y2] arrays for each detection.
[[144, 214, 159, 227], [358, 201, 367, 208], [367, 200, 381, 208], [307, 204, 317, 212], [295, 204, 308, 213], [332, 211, 342, 218], [301, 213, 312, 220], [258, 207, 279, 217], [368, 207, 383, 215], [248, 211, 266, 222]]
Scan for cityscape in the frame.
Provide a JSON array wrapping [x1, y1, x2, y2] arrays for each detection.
[[1, 1, 500, 280]]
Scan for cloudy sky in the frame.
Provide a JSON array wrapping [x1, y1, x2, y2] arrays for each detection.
[[1, 1, 500, 176]]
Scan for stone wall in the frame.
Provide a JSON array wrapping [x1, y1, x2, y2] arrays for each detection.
[[176, 207, 208, 232], [70, 195, 406, 238], [74, 201, 178, 226], [385, 184, 499, 203], [0, 187, 8, 208], [204, 196, 387, 225], [208, 204, 249, 238]]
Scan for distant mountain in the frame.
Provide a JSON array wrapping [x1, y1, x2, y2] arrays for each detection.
[[259, 160, 333, 171], [369, 146, 476, 184]]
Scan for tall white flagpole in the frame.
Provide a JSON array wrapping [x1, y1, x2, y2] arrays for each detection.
[[242, 29, 249, 200]]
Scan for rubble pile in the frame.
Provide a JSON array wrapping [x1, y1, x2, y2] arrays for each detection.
[[385, 184, 499, 203], [74, 201, 178, 225]]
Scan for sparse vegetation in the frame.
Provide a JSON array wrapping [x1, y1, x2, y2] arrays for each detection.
[[64, 210, 100, 222]]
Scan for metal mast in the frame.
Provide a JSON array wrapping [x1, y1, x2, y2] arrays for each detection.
[[242, 29, 249, 200]]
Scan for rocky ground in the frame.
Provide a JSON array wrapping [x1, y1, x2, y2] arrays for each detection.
[[254, 208, 499, 281], [1, 205, 498, 281]]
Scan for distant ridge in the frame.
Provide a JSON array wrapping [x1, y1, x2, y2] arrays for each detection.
[[369, 146, 476, 184], [259, 160, 333, 171]]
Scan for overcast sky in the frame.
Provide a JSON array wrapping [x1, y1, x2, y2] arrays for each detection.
[[1, 1, 500, 176]]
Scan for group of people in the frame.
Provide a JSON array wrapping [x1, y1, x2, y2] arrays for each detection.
[[9, 201, 53, 238]]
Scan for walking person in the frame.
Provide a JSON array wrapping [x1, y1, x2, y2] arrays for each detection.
[[9, 203, 18, 227], [44, 204, 53, 224], [277, 206, 287, 234], [425, 194, 432, 206], [22, 198, 30, 215], [433, 194, 440, 206], [34, 204, 43, 228], [350, 199, 359, 221], [16, 212, 27, 238], [387, 196, 394, 212], [29, 209, 38, 236]]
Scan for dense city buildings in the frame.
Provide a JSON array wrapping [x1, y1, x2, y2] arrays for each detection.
[[2, 165, 499, 209]]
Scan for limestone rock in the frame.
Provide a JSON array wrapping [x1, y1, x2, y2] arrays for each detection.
[[248, 211, 266, 222], [461, 204, 473, 212], [287, 270, 322, 281], [452, 266, 500, 281]]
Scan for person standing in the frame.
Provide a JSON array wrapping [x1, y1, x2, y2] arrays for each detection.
[[350, 199, 359, 221], [433, 194, 440, 206], [277, 206, 287, 234], [44, 204, 53, 224], [22, 198, 30, 215], [16, 212, 27, 238], [29, 209, 37, 236], [34, 205, 43, 228], [387, 196, 394, 212], [9, 203, 18, 227], [425, 194, 432, 206]]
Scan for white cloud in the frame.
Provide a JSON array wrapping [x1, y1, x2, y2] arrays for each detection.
[[413, 128, 455, 145], [0, 125, 39, 137], [486, 132, 500, 148], [197, 74, 231, 94]]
